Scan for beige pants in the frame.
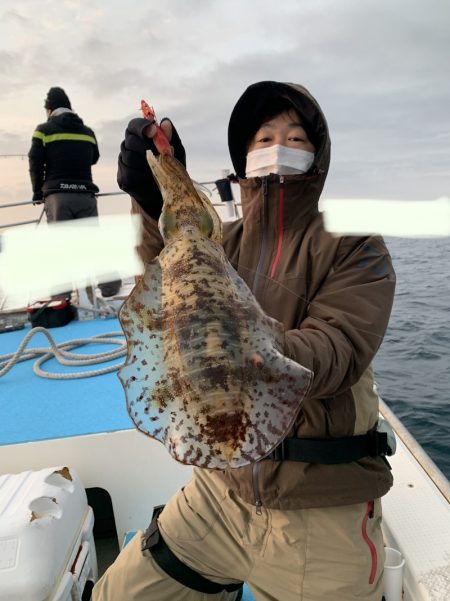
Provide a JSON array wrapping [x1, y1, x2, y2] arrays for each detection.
[[93, 468, 385, 601]]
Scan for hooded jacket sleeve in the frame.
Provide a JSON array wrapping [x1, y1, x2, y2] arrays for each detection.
[[284, 235, 395, 399], [117, 117, 186, 221], [28, 126, 46, 201], [89, 129, 100, 165]]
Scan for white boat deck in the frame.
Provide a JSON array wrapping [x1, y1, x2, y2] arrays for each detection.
[[379, 402, 450, 601]]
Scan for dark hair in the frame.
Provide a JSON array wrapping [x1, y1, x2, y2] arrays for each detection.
[[247, 97, 313, 150]]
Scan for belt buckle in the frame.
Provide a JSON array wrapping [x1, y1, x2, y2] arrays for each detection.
[[270, 440, 286, 461]]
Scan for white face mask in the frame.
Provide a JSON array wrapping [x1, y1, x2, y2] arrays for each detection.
[[245, 144, 315, 178]]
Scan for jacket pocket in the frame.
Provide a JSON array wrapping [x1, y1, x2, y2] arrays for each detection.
[[160, 480, 226, 543], [361, 500, 378, 584]]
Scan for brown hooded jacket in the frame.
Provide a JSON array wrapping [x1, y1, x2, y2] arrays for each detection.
[[132, 81, 396, 509]]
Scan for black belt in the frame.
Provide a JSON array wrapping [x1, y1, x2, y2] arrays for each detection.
[[266, 431, 390, 464], [142, 505, 244, 596]]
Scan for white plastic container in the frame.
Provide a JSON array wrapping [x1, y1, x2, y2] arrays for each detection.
[[383, 547, 405, 601], [0, 466, 98, 601]]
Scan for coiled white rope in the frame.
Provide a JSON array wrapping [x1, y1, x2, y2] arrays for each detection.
[[0, 326, 126, 379]]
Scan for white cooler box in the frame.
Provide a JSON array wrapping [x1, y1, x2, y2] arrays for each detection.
[[0, 466, 98, 601]]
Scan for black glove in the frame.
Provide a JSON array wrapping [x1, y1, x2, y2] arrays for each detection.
[[32, 192, 43, 205], [117, 118, 186, 220]]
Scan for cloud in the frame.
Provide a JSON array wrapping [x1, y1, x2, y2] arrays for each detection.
[[1, 0, 449, 201], [0, 132, 28, 155], [2, 10, 28, 28]]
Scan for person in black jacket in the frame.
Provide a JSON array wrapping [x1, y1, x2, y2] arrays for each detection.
[[28, 87, 121, 297]]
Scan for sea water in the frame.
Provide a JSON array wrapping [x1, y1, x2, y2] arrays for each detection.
[[374, 236, 450, 479]]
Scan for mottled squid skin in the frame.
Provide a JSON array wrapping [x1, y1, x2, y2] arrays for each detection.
[[118, 152, 313, 468]]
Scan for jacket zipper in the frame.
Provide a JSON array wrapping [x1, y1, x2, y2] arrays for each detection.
[[269, 175, 285, 279], [251, 177, 270, 515], [251, 177, 269, 296], [252, 176, 286, 514], [252, 462, 263, 515], [361, 500, 377, 584], [252, 176, 285, 514]]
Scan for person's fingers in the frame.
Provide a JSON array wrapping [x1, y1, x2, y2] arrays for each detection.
[[143, 123, 157, 138], [160, 119, 173, 142], [143, 119, 173, 146]]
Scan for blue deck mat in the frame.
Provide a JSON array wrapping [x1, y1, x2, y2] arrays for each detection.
[[0, 317, 132, 446]]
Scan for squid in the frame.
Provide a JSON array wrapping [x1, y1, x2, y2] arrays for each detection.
[[118, 125, 312, 469]]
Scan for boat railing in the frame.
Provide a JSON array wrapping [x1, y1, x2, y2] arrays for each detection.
[[0, 186, 242, 230]]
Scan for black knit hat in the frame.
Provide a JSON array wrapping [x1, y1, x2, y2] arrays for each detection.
[[44, 87, 72, 111]]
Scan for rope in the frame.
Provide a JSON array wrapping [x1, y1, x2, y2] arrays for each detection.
[[0, 326, 127, 380]]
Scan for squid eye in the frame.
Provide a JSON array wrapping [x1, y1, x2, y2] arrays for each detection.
[[199, 212, 214, 238], [160, 209, 177, 238]]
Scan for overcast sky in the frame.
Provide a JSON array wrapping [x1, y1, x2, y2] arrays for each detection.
[[1, 0, 449, 223]]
